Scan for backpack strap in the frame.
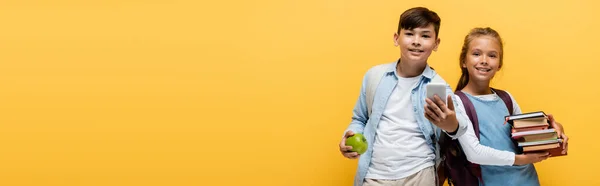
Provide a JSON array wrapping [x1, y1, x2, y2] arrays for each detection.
[[491, 88, 513, 115], [365, 63, 392, 116], [455, 91, 481, 139], [492, 88, 519, 154]]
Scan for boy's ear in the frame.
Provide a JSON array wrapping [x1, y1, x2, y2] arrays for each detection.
[[433, 38, 441, 51], [393, 32, 400, 47]]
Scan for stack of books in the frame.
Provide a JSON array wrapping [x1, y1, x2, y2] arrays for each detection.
[[507, 111, 566, 157]]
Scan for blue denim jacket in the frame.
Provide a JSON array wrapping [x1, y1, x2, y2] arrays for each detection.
[[344, 61, 468, 186]]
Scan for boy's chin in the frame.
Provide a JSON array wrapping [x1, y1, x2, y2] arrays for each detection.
[[401, 56, 429, 64]]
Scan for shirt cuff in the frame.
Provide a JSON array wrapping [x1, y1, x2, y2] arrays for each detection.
[[444, 120, 467, 139]]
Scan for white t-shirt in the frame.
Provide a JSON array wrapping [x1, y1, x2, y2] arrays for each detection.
[[455, 90, 523, 166], [365, 75, 435, 180]]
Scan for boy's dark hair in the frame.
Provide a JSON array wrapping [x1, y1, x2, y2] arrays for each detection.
[[398, 7, 441, 38]]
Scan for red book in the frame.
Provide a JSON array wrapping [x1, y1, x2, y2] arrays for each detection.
[[523, 142, 567, 157]]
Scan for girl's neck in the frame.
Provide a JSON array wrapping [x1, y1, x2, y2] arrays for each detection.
[[462, 80, 493, 96]]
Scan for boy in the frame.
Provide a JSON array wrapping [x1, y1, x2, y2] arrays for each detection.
[[338, 7, 470, 186]]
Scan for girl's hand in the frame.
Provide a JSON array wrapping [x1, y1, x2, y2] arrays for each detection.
[[514, 152, 550, 165], [548, 114, 569, 155]]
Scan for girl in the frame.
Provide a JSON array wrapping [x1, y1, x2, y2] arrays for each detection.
[[441, 27, 569, 185]]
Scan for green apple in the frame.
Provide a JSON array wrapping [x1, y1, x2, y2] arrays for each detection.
[[345, 133, 368, 154]]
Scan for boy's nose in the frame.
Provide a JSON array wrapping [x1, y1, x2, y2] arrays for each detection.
[[412, 39, 421, 46]]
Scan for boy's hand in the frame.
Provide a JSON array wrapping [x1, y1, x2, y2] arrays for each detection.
[[339, 131, 360, 159], [425, 95, 459, 133], [548, 114, 569, 154], [514, 152, 550, 165]]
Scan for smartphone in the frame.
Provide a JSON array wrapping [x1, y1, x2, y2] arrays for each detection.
[[426, 83, 447, 105]]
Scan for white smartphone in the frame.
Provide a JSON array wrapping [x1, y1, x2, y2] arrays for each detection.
[[426, 83, 447, 105]]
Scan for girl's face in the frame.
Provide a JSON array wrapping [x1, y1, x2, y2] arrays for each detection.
[[462, 35, 502, 83]]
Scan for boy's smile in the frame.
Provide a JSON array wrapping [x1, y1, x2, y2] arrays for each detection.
[[408, 48, 425, 56]]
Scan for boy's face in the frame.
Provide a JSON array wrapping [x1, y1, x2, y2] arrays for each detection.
[[394, 24, 440, 65], [462, 36, 502, 83]]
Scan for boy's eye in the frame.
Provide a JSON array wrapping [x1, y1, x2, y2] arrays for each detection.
[[422, 35, 431, 38], [405, 33, 414, 36]]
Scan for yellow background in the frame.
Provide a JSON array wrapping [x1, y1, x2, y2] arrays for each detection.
[[1, 0, 598, 185]]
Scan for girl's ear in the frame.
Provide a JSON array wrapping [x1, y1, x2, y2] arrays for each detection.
[[461, 61, 467, 68]]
